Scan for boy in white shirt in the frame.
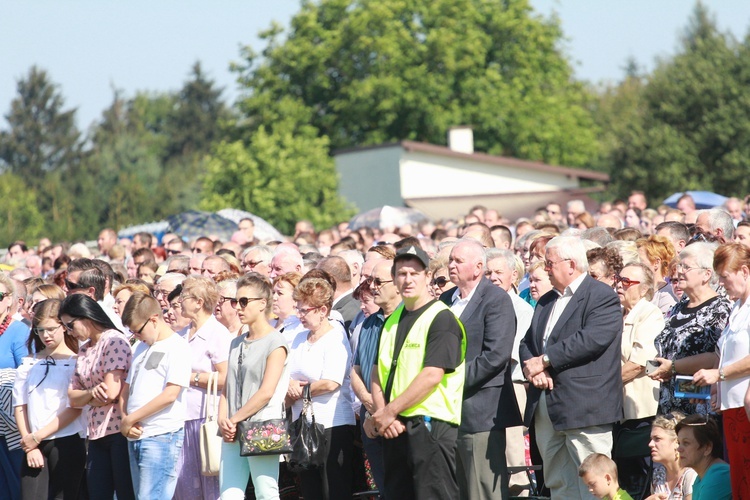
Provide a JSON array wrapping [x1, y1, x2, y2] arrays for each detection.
[[120, 293, 191, 499]]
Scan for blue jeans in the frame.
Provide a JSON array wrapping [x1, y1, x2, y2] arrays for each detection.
[[128, 428, 184, 500]]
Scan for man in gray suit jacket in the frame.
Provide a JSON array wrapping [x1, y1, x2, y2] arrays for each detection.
[[520, 236, 623, 499], [441, 239, 522, 500]]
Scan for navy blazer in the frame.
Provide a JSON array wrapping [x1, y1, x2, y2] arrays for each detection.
[[441, 278, 522, 433], [519, 274, 624, 431]]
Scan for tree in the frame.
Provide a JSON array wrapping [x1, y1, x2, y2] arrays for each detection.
[[232, 0, 600, 168], [200, 117, 353, 235], [0, 173, 45, 246], [0, 66, 83, 187], [596, 3, 750, 202]]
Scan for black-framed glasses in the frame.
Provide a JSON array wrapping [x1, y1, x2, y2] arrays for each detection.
[[62, 318, 79, 332], [165, 248, 181, 255], [218, 296, 239, 308], [65, 279, 86, 291], [135, 319, 150, 335], [369, 277, 393, 289], [236, 297, 263, 309], [431, 276, 449, 288], [33, 324, 61, 336]]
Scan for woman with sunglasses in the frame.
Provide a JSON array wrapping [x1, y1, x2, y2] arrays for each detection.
[[692, 242, 750, 498], [287, 277, 356, 499], [173, 276, 233, 500], [428, 259, 455, 298], [219, 273, 289, 499], [13, 299, 86, 499], [644, 413, 696, 500], [62, 293, 135, 500], [614, 264, 664, 493], [272, 272, 304, 346], [649, 243, 731, 417]]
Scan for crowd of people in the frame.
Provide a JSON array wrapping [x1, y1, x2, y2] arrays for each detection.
[[0, 190, 748, 500]]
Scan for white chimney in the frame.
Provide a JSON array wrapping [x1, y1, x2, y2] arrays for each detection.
[[448, 126, 474, 154]]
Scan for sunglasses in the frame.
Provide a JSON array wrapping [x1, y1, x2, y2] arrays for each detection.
[[65, 279, 86, 291], [431, 276, 449, 288], [615, 275, 641, 288], [0, 291, 10, 301], [218, 296, 239, 308], [363, 276, 392, 289], [242, 260, 263, 269], [235, 297, 263, 309], [62, 318, 79, 332]]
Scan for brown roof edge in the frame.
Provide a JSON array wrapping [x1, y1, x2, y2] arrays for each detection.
[[406, 185, 606, 203], [400, 141, 609, 182]]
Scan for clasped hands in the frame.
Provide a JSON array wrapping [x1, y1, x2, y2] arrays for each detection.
[[89, 382, 113, 407], [363, 406, 405, 440], [523, 356, 554, 390]]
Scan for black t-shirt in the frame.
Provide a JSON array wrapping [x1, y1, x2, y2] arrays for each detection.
[[378, 300, 462, 374]]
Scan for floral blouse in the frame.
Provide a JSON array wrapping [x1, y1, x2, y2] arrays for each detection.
[[651, 464, 697, 499], [655, 295, 731, 415]]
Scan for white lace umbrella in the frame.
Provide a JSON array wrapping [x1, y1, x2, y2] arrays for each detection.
[[348, 205, 429, 230]]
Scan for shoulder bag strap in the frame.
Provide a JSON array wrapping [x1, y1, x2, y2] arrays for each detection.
[[383, 308, 406, 403]]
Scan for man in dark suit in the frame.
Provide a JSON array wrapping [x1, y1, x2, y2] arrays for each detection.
[[441, 239, 522, 500], [520, 236, 623, 499]]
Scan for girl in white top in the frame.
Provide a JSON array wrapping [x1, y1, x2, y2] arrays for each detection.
[[13, 299, 86, 499], [286, 276, 356, 500], [693, 242, 750, 498]]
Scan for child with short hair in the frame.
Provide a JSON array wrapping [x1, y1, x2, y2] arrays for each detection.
[[120, 293, 191, 499], [578, 453, 634, 500]]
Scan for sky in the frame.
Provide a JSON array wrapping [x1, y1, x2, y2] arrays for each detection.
[[2, 1, 750, 130]]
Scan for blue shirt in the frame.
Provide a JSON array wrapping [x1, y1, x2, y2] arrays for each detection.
[[693, 462, 731, 500], [0, 320, 30, 369], [354, 309, 385, 393]]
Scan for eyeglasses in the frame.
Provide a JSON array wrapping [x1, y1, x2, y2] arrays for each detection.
[[65, 279, 86, 291], [431, 276, 449, 288], [135, 318, 150, 335], [165, 248, 181, 255], [615, 275, 641, 288], [676, 263, 708, 273], [544, 259, 571, 269], [242, 260, 263, 269], [236, 297, 263, 309], [33, 324, 61, 336], [369, 277, 393, 289], [62, 318, 79, 332], [218, 296, 239, 308], [0, 291, 10, 301], [295, 305, 319, 316]]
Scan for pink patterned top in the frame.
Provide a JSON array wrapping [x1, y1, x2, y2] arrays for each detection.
[[70, 329, 132, 440]]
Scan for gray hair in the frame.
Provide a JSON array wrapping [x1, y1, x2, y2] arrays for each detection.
[[241, 245, 273, 264], [486, 248, 516, 276], [679, 241, 720, 288], [697, 208, 735, 240], [338, 249, 364, 271], [157, 272, 187, 287], [606, 240, 639, 266], [454, 238, 487, 269], [567, 199, 585, 213], [582, 227, 614, 247], [546, 236, 589, 272]]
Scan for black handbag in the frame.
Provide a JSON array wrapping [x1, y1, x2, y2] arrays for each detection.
[[287, 385, 326, 473]]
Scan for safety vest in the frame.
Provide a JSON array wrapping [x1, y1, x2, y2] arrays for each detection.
[[377, 301, 466, 425]]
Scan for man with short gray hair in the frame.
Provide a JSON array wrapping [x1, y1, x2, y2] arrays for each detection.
[[520, 236, 623, 499], [695, 208, 735, 241], [566, 200, 586, 227]]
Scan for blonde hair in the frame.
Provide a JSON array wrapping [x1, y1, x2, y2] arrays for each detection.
[[578, 453, 617, 481], [182, 276, 220, 313]]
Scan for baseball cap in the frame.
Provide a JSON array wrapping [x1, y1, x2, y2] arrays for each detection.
[[394, 245, 430, 269]]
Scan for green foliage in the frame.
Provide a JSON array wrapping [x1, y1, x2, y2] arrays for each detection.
[[0, 66, 83, 186], [596, 3, 750, 202], [200, 121, 354, 235], [233, 0, 600, 167], [0, 173, 45, 246]]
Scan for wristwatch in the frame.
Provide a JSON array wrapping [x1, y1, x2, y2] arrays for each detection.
[[542, 354, 550, 368], [719, 368, 726, 381], [193, 373, 200, 386]]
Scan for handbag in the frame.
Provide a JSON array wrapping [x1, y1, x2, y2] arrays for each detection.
[[199, 372, 222, 476], [237, 408, 293, 456], [287, 385, 326, 473], [235, 340, 293, 457]]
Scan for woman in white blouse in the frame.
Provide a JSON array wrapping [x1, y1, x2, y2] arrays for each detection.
[[693, 242, 750, 499], [286, 277, 356, 500], [13, 299, 86, 498]]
